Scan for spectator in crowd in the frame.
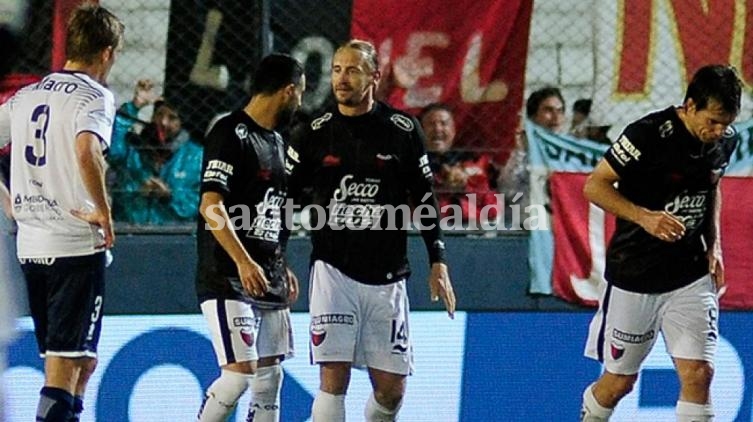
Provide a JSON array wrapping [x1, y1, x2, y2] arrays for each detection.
[[109, 81, 203, 225], [570, 98, 592, 137], [499, 86, 566, 210], [582, 111, 613, 144], [419, 103, 499, 224]]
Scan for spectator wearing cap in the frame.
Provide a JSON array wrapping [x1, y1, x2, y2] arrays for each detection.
[[109, 80, 203, 225]]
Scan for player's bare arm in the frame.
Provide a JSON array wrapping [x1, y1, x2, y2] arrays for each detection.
[[200, 191, 268, 296], [429, 262, 455, 319], [708, 183, 725, 294], [286, 266, 299, 303], [584, 159, 685, 242], [73, 131, 114, 249], [0, 182, 11, 220]]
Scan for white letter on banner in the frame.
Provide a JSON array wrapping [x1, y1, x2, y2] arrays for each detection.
[[392, 32, 449, 108], [291, 36, 334, 113], [461, 32, 508, 103], [570, 203, 607, 301], [189, 9, 230, 90]]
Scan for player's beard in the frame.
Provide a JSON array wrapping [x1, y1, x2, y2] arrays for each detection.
[[334, 85, 368, 107], [277, 101, 297, 127]]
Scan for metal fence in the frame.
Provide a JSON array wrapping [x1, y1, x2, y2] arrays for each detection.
[[5, 0, 751, 229]]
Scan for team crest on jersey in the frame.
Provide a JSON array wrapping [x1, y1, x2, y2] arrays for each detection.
[[610, 343, 625, 360], [235, 123, 249, 140], [311, 112, 333, 130], [390, 114, 414, 132], [240, 328, 255, 347], [659, 120, 673, 138], [311, 329, 327, 346]]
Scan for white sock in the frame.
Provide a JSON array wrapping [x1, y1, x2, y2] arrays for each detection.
[[311, 390, 345, 422], [247, 365, 283, 422], [364, 392, 401, 422], [581, 383, 613, 421], [676, 400, 713, 422], [197, 369, 252, 422]]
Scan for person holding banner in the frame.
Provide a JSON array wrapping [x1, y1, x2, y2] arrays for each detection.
[[580, 65, 741, 422]]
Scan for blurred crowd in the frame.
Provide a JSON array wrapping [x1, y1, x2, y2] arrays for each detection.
[[0, 76, 614, 230]]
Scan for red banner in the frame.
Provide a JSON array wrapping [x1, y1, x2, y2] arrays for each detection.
[[351, 0, 533, 163], [551, 172, 753, 309]]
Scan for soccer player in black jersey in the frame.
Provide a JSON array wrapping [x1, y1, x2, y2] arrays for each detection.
[[286, 39, 456, 422], [580, 65, 741, 422], [195, 54, 304, 422]]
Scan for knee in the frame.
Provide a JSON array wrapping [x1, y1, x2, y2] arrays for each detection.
[[319, 363, 351, 395], [224, 360, 256, 375], [679, 362, 714, 390], [374, 382, 405, 410], [594, 373, 637, 406]]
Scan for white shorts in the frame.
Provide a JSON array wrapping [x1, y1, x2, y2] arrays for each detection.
[[308, 260, 414, 375], [585, 275, 718, 375], [200, 299, 294, 366]]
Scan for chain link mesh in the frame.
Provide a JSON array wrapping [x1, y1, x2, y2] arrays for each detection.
[[4, 0, 749, 229]]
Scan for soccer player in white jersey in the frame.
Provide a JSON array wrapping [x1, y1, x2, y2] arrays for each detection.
[[0, 4, 123, 421]]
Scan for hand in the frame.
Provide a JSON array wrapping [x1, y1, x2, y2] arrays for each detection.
[[71, 207, 114, 249], [428, 262, 456, 319], [141, 177, 172, 198], [638, 210, 686, 242], [446, 165, 468, 188], [132, 79, 158, 108], [286, 266, 300, 303], [237, 257, 269, 298], [708, 245, 726, 297]]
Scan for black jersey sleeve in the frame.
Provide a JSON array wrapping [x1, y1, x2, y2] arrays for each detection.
[[201, 119, 243, 196], [404, 116, 447, 264], [604, 123, 653, 180]]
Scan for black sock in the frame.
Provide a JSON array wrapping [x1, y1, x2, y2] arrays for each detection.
[[36, 386, 74, 422], [69, 395, 84, 422]]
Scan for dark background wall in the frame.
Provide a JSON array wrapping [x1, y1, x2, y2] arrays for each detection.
[[103, 233, 583, 314]]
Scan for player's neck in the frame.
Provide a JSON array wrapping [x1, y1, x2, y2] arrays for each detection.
[[244, 96, 278, 130], [62, 60, 106, 84]]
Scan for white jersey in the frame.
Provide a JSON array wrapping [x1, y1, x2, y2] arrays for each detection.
[[0, 71, 115, 258]]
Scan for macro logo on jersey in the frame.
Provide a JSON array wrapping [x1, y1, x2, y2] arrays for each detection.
[[235, 123, 248, 140], [659, 120, 674, 138], [664, 189, 708, 231], [390, 114, 414, 132], [202, 159, 234, 186], [609, 135, 642, 167], [329, 174, 385, 228], [13, 193, 63, 219], [247, 187, 285, 242], [285, 145, 300, 174], [311, 112, 332, 130]]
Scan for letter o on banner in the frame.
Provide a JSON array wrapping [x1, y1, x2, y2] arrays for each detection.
[[96, 328, 217, 422]]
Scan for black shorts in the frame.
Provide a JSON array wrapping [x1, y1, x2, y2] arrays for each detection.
[[21, 252, 106, 358]]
